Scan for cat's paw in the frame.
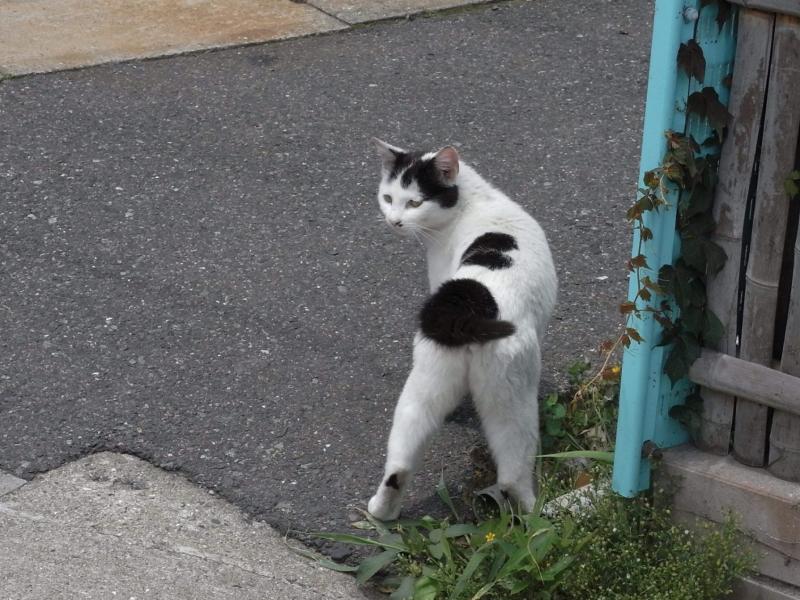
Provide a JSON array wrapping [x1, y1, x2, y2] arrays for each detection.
[[367, 491, 402, 521]]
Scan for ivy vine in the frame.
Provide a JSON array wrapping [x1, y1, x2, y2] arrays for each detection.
[[576, 1, 735, 420]]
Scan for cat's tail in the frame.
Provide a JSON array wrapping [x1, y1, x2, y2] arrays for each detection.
[[419, 278, 516, 347]]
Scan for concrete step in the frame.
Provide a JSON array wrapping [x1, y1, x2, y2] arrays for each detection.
[[733, 575, 800, 600], [660, 445, 800, 590]]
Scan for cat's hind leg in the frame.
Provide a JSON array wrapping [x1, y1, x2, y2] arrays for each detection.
[[368, 336, 468, 520], [471, 348, 541, 513]]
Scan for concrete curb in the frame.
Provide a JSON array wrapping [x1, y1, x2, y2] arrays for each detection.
[[0, 452, 379, 599], [0, 470, 26, 497]]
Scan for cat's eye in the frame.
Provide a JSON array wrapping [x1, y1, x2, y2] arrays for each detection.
[[382, 194, 393, 204], [407, 199, 423, 208]]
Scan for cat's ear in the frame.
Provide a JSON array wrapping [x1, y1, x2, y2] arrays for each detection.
[[433, 146, 459, 185], [371, 137, 404, 171]]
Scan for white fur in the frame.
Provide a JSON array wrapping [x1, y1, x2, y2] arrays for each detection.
[[368, 146, 558, 520]]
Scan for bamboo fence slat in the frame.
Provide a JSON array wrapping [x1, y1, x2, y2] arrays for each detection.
[[769, 15, 800, 479], [735, 13, 800, 467], [700, 9, 776, 454]]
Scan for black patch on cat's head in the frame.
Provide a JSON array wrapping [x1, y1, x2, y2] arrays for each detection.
[[387, 151, 459, 209], [387, 150, 424, 180], [461, 232, 518, 270], [385, 473, 401, 489]]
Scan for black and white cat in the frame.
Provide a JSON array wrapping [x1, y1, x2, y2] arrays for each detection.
[[367, 139, 558, 520]]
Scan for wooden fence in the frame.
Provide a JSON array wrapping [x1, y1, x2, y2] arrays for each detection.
[[693, 5, 800, 482]]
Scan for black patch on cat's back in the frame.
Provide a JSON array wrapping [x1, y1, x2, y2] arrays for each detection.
[[461, 232, 519, 270], [420, 279, 515, 347], [390, 152, 459, 209]]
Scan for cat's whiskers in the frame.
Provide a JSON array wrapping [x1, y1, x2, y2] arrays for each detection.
[[408, 225, 437, 247], [408, 223, 442, 247]]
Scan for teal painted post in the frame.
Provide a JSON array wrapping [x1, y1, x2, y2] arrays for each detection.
[[611, 0, 737, 496]]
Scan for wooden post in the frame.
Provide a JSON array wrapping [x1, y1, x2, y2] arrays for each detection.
[[700, 9, 775, 454], [735, 14, 800, 467]]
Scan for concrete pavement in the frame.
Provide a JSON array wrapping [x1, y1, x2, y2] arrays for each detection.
[[0, 453, 379, 599], [0, 0, 653, 563]]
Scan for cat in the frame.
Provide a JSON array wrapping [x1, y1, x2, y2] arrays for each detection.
[[366, 139, 558, 520]]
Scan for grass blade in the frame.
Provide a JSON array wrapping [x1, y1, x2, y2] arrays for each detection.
[[537, 450, 614, 463], [436, 472, 460, 520], [390, 575, 416, 600], [356, 548, 401, 584], [288, 545, 358, 573], [311, 532, 407, 552], [453, 549, 488, 597]]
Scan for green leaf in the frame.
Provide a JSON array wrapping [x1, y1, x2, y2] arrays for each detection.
[[715, 0, 732, 30], [681, 238, 706, 272], [487, 546, 509, 581], [453, 550, 488, 597], [436, 472, 460, 520], [703, 310, 724, 345], [677, 39, 706, 82], [664, 345, 689, 384], [538, 450, 614, 463], [658, 264, 675, 291], [356, 548, 401, 584], [704, 240, 727, 275], [427, 541, 445, 560], [527, 527, 557, 563], [680, 332, 702, 363], [682, 309, 704, 335], [669, 403, 702, 439], [685, 182, 712, 218], [413, 576, 439, 600], [686, 91, 707, 119], [472, 580, 500, 599], [703, 87, 732, 138], [540, 553, 576, 581], [390, 575, 416, 600]]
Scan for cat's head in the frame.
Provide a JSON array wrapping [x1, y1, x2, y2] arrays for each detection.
[[371, 138, 460, 236]]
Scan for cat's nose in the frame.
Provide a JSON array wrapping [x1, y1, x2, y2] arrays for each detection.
[[390, 219, 403, 228]]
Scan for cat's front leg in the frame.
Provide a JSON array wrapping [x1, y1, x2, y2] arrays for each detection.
[[368, 337, 468, 520]]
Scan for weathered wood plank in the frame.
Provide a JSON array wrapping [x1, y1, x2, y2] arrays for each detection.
[[700, 9, 776, 454], [772, 67, 800, 482], [690, 350, 800, 415], [728, 0, 800, 19], [735, 13, 800, 467]]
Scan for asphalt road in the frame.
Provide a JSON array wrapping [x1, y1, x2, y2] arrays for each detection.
[[0, 0, 652, 553]]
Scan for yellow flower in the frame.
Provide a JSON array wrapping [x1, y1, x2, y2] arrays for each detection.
[[485, 532, 496, 543], [610, 365, 621, 375]]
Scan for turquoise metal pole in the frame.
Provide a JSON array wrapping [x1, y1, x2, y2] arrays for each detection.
[[612, 0, 690, 497], [612, 0, 738, 496]]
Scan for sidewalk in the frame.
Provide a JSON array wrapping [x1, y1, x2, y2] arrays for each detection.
[[0, 453, 379, 599], [0, 0, 491, 76]]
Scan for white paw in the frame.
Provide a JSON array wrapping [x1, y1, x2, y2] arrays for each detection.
[[368, 492, 402, 521]]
